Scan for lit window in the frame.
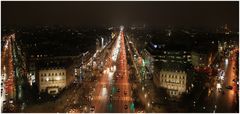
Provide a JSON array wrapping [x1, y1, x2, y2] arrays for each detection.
[[46, 77, 49, 81]]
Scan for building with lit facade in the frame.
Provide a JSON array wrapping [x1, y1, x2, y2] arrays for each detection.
[[147, 42, 194, 99], [191, 46, 213, 68], [154, 50, 191, 64], [191, 51, 212, 68], [141, 49, 155, 74], [146, 41, 192, 65], [38, 67, 66, 94], [27, 62, 36, 86], [154, 69, 187, 98]]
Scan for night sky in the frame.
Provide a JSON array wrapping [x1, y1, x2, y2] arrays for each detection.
[[1, 1, 239, 28]]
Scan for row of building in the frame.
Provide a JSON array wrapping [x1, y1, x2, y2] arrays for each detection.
[[26, 33, 111, 95], [141, 40, 216, 99]]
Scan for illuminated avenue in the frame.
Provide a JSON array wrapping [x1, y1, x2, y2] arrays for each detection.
[[1, 1, 239, 113]]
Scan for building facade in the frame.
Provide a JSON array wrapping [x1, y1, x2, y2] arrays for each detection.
[[191, 50, 212, 68], [38, 68, 66, 94], [154, 69, 187, 98], [141, 49, 155, 74], [154, 50, 191, 64]]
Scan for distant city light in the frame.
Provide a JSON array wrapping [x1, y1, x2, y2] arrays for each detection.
[[108, 70, 114, 79], [1, 16, 239, 113], [102, 85, 107, 96], [220, 75, 224, 80], [112, 34, 121, 62], [120, 26, 124, 31], [225, 59, 228, 65], [217, 83, 221, 89], [153, 45, 157, 48], [4, 40, 8, 49]]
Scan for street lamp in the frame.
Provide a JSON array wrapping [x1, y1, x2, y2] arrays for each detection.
[[101, 37, 104, 48], [84, 106, 87, 112]]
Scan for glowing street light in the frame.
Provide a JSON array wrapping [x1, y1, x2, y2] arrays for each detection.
[[144, 93, 147, 98], [46, 77, 49, 81], [147, 102, 150, 107], [120, 26, 124, 31], [225, 59, 228, 65], [217, 83, 221, 89], [102, 85, 107, 96]]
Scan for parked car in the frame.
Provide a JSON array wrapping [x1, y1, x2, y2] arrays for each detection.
[[124, 105, 128, 110], [225, 85, 233, 90], [90, 106, 95, 112]]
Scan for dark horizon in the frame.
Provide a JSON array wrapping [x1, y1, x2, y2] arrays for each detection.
[[1, 1, 239, 29]]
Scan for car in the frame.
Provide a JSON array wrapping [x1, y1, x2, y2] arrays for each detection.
[[124, 105, 128, 110], [90, 106, 95, 112], [103, 84, 106, 88], [73, 79, 78, 83], [221, 90, 225, 95], [79, 108, 83, 112], [233, 79, 237, 82], [226, 85, 233, 90], [124, 91, 127, 95], [137, 110, 144, 113], [109, 95, 113, 102], [9, 99, 14, 104]]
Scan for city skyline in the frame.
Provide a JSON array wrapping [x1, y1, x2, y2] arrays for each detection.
[[1, 1, 239, 29]]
